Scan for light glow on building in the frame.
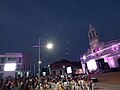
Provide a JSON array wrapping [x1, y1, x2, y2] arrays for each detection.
[[87, 59, 97, 72], [83, 55, 86, 60], [107, 57, 116, 68], [4, 63, 16, 71]]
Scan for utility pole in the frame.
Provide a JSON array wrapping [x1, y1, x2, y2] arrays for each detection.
[[38, 37, 41, 78], [33, 37, 53, 78], [33, 37, 41, 78]]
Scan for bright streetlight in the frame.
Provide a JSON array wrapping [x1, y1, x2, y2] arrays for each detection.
[[46, 43, 53, 49]]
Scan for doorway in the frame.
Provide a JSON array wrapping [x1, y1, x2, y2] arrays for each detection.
[[118, 58, 120, 67], [96, 58, 105, 70]]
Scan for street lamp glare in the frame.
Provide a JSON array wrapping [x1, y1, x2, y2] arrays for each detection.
[[46, 43, 53, 49]]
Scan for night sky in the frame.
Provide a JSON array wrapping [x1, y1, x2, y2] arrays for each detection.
[[0, 0, 120, 66]]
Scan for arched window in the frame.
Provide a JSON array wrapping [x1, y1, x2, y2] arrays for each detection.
[[89, 33, 92, 39], [92, 31, 95, 38], [93, 49, 95, 52]]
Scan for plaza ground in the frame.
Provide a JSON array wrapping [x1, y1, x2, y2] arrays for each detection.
[[90, 71, 120, 90], [91, 71, 120, 85]]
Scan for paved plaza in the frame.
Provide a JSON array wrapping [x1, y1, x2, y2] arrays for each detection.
[[94, 83, 120, 90], [91, 72, 120, 90]]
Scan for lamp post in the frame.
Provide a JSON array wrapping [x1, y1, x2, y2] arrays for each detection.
[[38, 37, 41, 78], [38, 60, 41, 78], [33, 37, 53, 78], [48, 65, 51, 75], [63, 65, 65, 76]]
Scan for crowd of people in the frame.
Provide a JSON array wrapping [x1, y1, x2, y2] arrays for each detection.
[[0, 74, 94, 90]]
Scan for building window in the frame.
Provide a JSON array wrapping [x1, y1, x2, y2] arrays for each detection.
[[0, 58, 5, 63], [93, 49, 95, 52], [0, 65, 3, 71], [8, 58, 17, 61], [89, 33, 92, 39], [0, 73, 4, 78], [92, 31, 95, 38], [17, 65, 21, 69], [23, 65, 25, 71], [19, 58, 21, 63], [96, 32, 98, 35], [111, 45, 119, 52], [96, 54, 98, 56], [0, 66, 2, 71]]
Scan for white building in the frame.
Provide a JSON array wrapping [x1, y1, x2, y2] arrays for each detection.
[[80, 24, 120, 73], [0, 53, 23, 78]]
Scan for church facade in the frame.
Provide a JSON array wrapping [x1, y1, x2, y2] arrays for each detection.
[[80, 24, 120, 73]]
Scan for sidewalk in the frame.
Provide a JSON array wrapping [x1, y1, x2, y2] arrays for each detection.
[[94, 83, 120, 90]]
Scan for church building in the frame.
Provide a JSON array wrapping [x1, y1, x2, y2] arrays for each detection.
[[80, 24, 120, 73]]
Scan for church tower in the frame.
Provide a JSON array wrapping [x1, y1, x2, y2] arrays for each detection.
[[88, 24, 100, 53]]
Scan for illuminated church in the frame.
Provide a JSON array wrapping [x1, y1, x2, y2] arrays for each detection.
[[80, 24, 120, 73]]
